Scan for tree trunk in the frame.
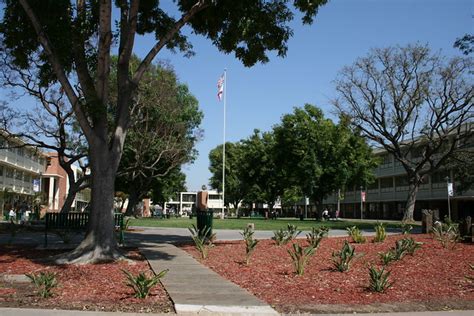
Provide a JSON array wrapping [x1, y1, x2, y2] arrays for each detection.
[[125, 189, 140, 216], [56, 148, 122, 264], [60, 186, 77, 213], [403, 182, 420, 222]]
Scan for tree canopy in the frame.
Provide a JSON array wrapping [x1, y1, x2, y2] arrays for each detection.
[[0, 0, 328, 263], [334, 44, 473, 221]]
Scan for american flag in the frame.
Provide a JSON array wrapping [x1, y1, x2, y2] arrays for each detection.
[[217, 74, 224, 101]]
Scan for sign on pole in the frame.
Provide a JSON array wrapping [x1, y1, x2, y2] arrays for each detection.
[[447, 182, 454, 197], [361, 191, 366, 202], [33, 179, 40, 192]]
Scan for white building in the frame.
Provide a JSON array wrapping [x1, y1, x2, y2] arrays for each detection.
[[164, 190, 224, 215], [0, 136, 48, 216]]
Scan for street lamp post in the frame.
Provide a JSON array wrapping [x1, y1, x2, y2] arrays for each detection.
[[446, 176, 452, 220]]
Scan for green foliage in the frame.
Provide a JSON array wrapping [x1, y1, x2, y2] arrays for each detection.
[[379, 251, 396, 266], [390, 237, 422, 261], [286, 224, 302, 241], [401, 223, 413, 235], [332, 241, 356, 272], [273, 104, 377, 206], [306, 226, 329, 248], [25, 272, 58, 298], [241, 227, 259, 265], [368, 266, 392, 293], [346, 226, 366, 243], [272, 228, 288, 246], [287, 243, 315, 276], [401, 237, 422, 255], [432, 219, 460, 249], [189, 225, 215, 259], [209, 142, 248, 210], [373, 222, 386, 243], [122, 269, 168, 299]]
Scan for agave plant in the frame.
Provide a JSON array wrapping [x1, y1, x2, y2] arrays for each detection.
[[189, 224, 216, 259], [288, 243, 315, 276], [368, 265, 392, 293], [306, 226, 329, 248], [373, 222, 386, 243], [241, 227, 259, 265], [332, 241, 356, 272], [346, 226, 366, 243], [122, 269, 168, 298]]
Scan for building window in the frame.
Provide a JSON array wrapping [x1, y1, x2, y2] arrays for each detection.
[[379, 154, 393, 169], [14, 170, 23, 181], [209, 194, 221, 200], [6, 167, 14, 178], [368, 180, 379, 193], [380, 177, 393, 193], [395, 176, 409, 191], [432, 170, 449, 189]]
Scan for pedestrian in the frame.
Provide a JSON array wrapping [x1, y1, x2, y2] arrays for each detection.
[[8, 208, 16, 222]]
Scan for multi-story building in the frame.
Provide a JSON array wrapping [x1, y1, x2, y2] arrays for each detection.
[[323, 147, 474, 221], [0, 136, 48, 216], [164, 190, 224, 215], [43, 153, 90, 212]]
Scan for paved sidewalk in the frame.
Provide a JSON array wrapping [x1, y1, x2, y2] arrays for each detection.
[[138, 241, 278, 315]]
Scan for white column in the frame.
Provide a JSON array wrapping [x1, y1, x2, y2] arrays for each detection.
[[48, 177, 55, 211]]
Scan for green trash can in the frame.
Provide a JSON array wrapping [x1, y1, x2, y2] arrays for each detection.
[[196, 210, 213, 238]]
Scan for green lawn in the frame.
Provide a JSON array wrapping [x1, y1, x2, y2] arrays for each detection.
[[129, 217, 413, 231]]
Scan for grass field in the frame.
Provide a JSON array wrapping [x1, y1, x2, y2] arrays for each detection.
[[129, 217, 414, 231]]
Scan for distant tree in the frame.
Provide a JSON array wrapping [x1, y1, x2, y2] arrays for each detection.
[[334, 44, 473, 221], [274, 104, 377, 210], [150, 168, 187, 208], [240, 130, 284, 217], [115, 60, 202, 215], [454, 34, 474, 55], [209, 142, 248, 216], [0, 0, 328, 263]]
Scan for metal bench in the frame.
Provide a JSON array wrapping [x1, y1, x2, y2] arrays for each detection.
[[44, 212, 124, 247]]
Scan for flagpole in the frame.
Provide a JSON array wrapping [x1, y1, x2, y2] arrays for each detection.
[[221, 69, 227, 220]]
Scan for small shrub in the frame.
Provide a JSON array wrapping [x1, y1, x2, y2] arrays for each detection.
[[285, 224, 302, 242], [332, 240, 356, 272], [401, 223, 413, 235], [401, 237, 422, 255], [306, 226, 329, 248], [368, 265, 392, 293], [288, 243, 315, 276], [346, 226, 366, 243], [241, 227, 259, 265], [25, 271, 58, 298], [392, 239, 408, 260], [272, 229, 288, 246], [379, 251, 396, 266], [122, 269, 168, 299], [189, 225, 216, 259], [432, 219, 460, 249], [373, 222, 386, 243]]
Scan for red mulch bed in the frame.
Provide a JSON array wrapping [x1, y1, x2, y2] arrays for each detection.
[[180, 234, 474, 313], [0, 246, 173, 313]]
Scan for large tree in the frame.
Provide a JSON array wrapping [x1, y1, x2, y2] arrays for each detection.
[[0, 0, 327, 263], [115, 60, 202, 215], [273, 104, 377, 209], [208, 141, 248, 215], [333, 44, 473, 221], [240, 130, 284, 217]]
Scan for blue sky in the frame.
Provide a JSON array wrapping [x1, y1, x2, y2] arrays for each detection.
[[1, 0, 472, 191], [139, 0, 472, 191]]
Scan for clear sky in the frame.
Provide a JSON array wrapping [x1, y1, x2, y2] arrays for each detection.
[[138, 0, 472, 191], [2, 0, 472, 191]]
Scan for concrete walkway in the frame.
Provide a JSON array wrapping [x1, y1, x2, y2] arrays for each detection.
[[137, 240, 278, 315]]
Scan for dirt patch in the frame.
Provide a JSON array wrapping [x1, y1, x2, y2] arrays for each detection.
[[180, 234, 474, 313], [0, 245, 173, 313]]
